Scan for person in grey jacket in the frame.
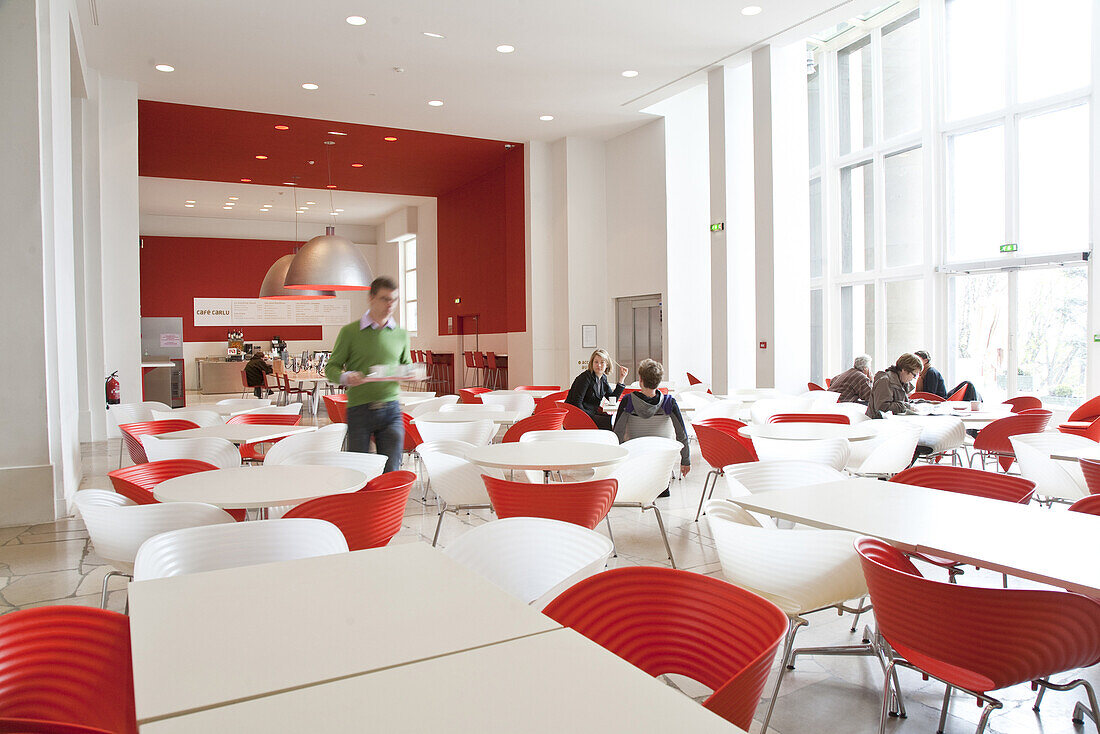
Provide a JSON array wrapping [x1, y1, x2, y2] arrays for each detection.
[[613, 359, 691, 476], [866, 353, 922, 419]]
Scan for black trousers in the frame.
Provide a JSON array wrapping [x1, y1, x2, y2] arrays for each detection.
[[592, 412, 613, 431]]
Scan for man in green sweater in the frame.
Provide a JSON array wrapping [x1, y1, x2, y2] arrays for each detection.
[[324, 276, 411, 472]]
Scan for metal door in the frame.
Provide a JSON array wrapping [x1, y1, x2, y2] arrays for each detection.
[[615, 295, 663, 383]]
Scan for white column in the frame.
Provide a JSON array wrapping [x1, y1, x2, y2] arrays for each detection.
[[524, 141, 559, 387], [752, 47, 776, 389], [708, 67, 730, 395]]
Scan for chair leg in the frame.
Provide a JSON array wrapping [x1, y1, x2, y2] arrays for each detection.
[[849, 595, 867, 633], [879, 660, 898, 734], [760, 617, 806, 733], [694, 470, 717, 522], [604, 515, 617, 557], [431, 504, 448, 547], [937, 685, 952, 734], [975, 701, 997, 734], [101, 570, 132, 610], [646, 504, 676, 569]]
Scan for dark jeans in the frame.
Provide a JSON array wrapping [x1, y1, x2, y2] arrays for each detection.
[[347, 401, 404, 473], [253, 386, 265, 398], [592, 412, 613, 431]]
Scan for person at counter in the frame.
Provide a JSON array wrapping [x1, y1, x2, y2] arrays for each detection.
[[244, 350, 273, 398], [325, 276, 411, 473], [566, 349, 627, 430]]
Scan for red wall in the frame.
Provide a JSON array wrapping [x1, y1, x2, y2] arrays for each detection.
[[139, 236, 323, 342], [436, 148, 526, 335]]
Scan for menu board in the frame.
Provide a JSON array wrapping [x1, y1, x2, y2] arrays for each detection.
[[194, 298, 351, 326]]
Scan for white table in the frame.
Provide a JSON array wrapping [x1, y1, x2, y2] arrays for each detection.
[[141, 627, 743, 733], [130, 543, 561, 725], [175, 404, 266, 418], [397, 394, 436, 407], [739, 423, 876, 442], [1050, 447, 1100, 463], [467, 441, 628, 482], [158, 424, 315, 445], [153, 465, 364, 515], [413, 410, 521, 426], [729, 478, 1100, 597], [487, 388, 555, 399]]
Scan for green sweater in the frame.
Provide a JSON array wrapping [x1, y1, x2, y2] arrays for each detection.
[[325, 321, 411, 407]]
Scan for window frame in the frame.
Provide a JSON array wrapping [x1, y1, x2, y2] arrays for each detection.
[[398, 236, 418, 336]]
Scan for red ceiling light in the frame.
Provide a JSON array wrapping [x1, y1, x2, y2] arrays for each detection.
[[351, 163, 364, 168], [255, 155, 268, 160], [274, 124, 290, 130], [384, 136, 398, 142], [240, 178, 252, 182]]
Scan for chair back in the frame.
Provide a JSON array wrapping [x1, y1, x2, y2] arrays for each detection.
[[463, 351, 475, 368], [542, 566, 787, 730], [1081, 457, 1100, 496], [262, 424, 347, 465], [405, 395, 460, 417], [520, 429, 618, 446], [118, 420, 198, 464], [443, 517, 613, 608], [850, 424, 921, 476], [685, 372, 703, 385], [1009, 433, 1091, 501], [277, 450, 386, 484], [480, 392, 536, 418], [974, 411, 1053, 470], [692, 423, 758, 470], [910, 391, 945, 403], [322, 394, 348, 423], [473, 352, 487, 369], [417, 447, 495, 506], [608, 449, 681, 505], [750, 398, 813, 425], [458, 387, 490, 404], [133, 519, 349, 580], [246, 403, 304, 416], [141, 436, 241, 469], [0, 607, 137, 734], [752, 436, 850, 471], [108, 402, 172, 437], [502, 410, 568, 443], [150, 409, 222, 427], [486, 352, 499, 369], [557, 401, 599, 430], [806, 382, 825, 391], [768, 413, 849, 425], [725, 461, 845, 495], [283, 472, 415, 550], [402, 413, 423, 451], [414, 418, 496, 446], [416, 440, 476, 459], [945, 384, 969, 402], [225, 413, 301, 427], [1002, 396, 1042, 413], [73, 490, 234, 569], [856, 537, 1100, 692], [535, 390, 570, 408], [1070, 494, 1100, 515], [482, 475, 617, 529], [620, 436, 683, 457], [891, 465, 1035, 503], [215, 398, 272, 408], [440, 404, 505, 414], [514, 385, 561, 392], [108, 459, 216, 505], [1068, 395, 1100, 423], [693, 400, 744, 423]]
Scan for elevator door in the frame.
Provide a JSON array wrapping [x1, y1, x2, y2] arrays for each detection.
[[615, 295, 663, 383]]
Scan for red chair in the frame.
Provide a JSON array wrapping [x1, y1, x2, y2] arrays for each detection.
[[686, 372, 703, 385], [620, 387, 669, 397], [806, 382, 825, 391], [462, 351, 477, 386], [1002, 396, 1042, 413], [402, 413, 423, 453], [226, 412, 302, 463], [533, 395, 569, 413], [694, 418, 756, 454], [501, 410, 567, 443], [108, 460, 247, 521], [1081, 458, 1100, 495], [972, 410, 1052, 472], [557, 401, 599, 430], [945, 384, 969, 402], [768, 413, 849, 425], [824, 378, 832, 388], [692, 423, 758, 522], [278, 373, 310, 405], [322, 394, 348, 423], [284, 470, 415, 550], [1070, 494, 1100, 515], [472, 351, 488, 387], [856, 537, 1100, 734], [459, 387, 489, 404], [1059, 395, 1100, 436], [117, 420, 197, 465], [482, 475, 617, 529], [0, 606, 137, 734], [542, 566, 788, 731], [514, 385, 561, 392], [0, 720, 113, 733], [486, 352, 504, 389], [910, 391, 945, 403], [239, 369, 251, 399]]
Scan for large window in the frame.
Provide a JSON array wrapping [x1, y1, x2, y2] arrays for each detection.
[[400, 238, 417, 334]]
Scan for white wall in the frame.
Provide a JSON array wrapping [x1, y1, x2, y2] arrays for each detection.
[[725, 62, 758, 390], [140, 213, 376, 244]]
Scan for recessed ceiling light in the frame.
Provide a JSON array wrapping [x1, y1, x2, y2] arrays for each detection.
[[154, 64, 175, 72], [260, 209, 270, 212], [283, 182, 297, 186], [240, 178, 252, 183], [345, 15, 366, 25], [423, 31, 444, 38], [228, 196, 239, 200], [496, 44, 515, 53], [428, 100, 444, 107], [383, 136, 398, 142], [185, 200, 195, 204], [301, 83, 319, 90], [255, 155, 268, 160], [223, 205, 233, 210], [622, 70, 639, 78], [539, 115, 554, 121], [274, 124, 290, 131], [741, 5, 762, 15], [326, 184, 338, 189], [305, 201, 316, 205], [330, 212, 339, 216], [184, 203, 195, 208], [351, 163, 364, 167], [335, 208, 344, 212], [327, 131, 348, 136]]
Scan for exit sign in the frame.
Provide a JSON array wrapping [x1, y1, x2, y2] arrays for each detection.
[[710, 222, 725, 232], [1000, 243, 1018, 253]]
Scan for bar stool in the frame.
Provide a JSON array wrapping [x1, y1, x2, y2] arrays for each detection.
[[425, 350, 447, 393], [463, 351, 477, 387], [486, 352, 505, 390], [473, 351, 489, 388]]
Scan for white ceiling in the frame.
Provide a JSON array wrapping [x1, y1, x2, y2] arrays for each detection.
[[79, 0, 856, 142], [139, 177, 432, 226]]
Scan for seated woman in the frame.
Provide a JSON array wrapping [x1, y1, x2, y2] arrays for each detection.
[[613, 359, 690, 477], [867, 353, 922, 419], [566, 349, 627, 430]]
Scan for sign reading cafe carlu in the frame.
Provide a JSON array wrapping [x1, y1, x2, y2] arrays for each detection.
[[193, 298, 352, 327]]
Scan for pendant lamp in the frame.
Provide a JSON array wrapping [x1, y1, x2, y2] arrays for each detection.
[[259, 254, 337, 299], [283, 225, 373, 290]]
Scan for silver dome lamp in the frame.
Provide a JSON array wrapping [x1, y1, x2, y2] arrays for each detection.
[[259, 253, 337, 299]]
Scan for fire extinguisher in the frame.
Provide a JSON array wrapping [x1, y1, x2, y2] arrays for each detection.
[[105, 371, 120, 406]]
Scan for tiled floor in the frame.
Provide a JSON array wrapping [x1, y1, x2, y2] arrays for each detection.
[[4, 391, 1097, 733]]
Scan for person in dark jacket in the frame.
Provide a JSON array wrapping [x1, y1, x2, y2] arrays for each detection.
[[913, 350, 946, 398], [566, 348, 627, 430], [244, 350, 273, 398]]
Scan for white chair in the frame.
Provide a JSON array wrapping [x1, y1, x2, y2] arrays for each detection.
[[750, 398, 813, 425], [752, 438, 851, 472], [248, 403, 303, 416], [678, 383, 715, 396], [1010, 433, 1091, 502], [606, 448, 682, 567], [847, 422, 922, 477], [620, 436, 684, 456], [73, 489, 234, 607], [141, 435, 241, 469], [801, 390, 841, 404], [262, 424, 348, 465], [442, 517, 614, 609], [216, 397, 272, 408], [677, 391, 719, 411], [519, 430, 619, 446], [277, 450, 387, 484], [132, 518, 348, 580], [693, 399, 745, 422], [414, 418, 496, 446], [884, 415, 965, 464], [405, 395, 460, 418], [416, 439, 477, 458], [439, 404, 506, 414], [480, 392, 536, 419], [417, 446, 502, 546], [151, 409, 223, 427], [827, 402, 871, 424], [705, 500, 879, 733], [724, 460, 846, 495]]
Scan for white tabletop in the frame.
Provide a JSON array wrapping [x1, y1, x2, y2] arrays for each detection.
[[179, 404, 266, 418], [130, 543, 560, 724], [158, 424, 315, 445], [153, 465, 365, 509], [489, 389, 554, 399], [413, 410, 520, 425], [739, 423, 876, 441], [397, 394, 435, 406], [1050, 447, 1100, 463], [729, 478, 1100, 596], [466, 441, 628, 472], [141, 627, 743, 733]]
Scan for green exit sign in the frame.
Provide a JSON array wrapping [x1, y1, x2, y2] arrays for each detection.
[[710, 222, 725, 232], [1000, 243, 1018, 253]]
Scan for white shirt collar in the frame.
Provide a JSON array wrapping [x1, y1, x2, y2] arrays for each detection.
[[360, 312, 397, 330]]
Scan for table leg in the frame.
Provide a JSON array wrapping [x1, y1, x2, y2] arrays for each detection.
[[543, 470, 551, 483]]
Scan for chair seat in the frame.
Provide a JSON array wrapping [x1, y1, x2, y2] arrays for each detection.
[[890, 640, 996, 693], [907, 551, 959, 569]]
